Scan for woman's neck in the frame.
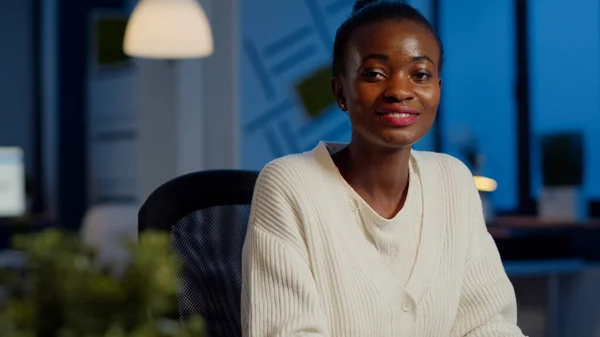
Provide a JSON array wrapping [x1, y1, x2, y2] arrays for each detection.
[[332, 138, 411, 208]]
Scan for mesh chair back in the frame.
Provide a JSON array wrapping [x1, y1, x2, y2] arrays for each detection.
[[139, 170, 259, 337]]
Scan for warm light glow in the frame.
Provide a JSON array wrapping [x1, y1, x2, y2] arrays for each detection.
[[474, 176, 497, 192], [124, 0, 213, 59]]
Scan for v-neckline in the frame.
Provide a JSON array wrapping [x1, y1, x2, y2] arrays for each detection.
[[324, 142, 417, 223]]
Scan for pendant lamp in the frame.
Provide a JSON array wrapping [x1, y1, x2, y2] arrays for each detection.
[[123, 0, 213, 59]]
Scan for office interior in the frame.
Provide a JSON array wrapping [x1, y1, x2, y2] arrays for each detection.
[[0, 0, 599, 336]]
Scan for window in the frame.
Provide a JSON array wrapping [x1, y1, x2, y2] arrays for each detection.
[[528, 0, 600, 202], [440, 0, 517, 211]]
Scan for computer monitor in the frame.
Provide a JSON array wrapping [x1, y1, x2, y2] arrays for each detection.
[[0, 147, 26, 218]]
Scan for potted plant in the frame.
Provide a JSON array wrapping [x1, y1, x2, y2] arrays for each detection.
[[539, 132, 586, 222], [0, 229, 205, 337]]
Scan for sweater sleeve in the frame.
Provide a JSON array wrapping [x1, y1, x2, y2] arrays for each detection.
[[241, 162, 329, 337], [451, 169, 526, 337]]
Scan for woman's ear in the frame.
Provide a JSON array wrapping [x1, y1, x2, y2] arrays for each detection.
[[331, 77, 347, 111]]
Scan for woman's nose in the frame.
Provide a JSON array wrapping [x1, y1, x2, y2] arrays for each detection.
[[383, 76, 414, 102]]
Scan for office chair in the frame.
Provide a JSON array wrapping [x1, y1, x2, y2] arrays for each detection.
[[138, 170, 259, 337]]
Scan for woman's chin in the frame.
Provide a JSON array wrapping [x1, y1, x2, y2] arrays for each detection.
[[377, 128, 425, 148]]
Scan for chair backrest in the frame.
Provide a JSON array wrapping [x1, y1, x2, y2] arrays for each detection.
[[139, 170, 259, 337]]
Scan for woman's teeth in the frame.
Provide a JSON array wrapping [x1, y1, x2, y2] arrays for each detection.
[[384, 112, 413, 118]]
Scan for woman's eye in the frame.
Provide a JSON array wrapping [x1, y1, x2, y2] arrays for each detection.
[[362, 70, 385, 80], [413, 71, 431, 82]]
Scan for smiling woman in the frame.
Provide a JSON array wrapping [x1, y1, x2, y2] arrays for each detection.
[[241, 1, 525, 336]]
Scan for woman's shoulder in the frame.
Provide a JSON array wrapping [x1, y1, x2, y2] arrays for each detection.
[[258, 152, 314, 183], [255, 149, 330, 196]]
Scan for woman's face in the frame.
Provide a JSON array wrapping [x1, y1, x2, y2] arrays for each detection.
[[333, 19, 441, 150]]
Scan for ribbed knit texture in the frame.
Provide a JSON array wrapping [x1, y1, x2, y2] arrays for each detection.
[[241, 142, 525, 337], [340, 155, 422, 286]]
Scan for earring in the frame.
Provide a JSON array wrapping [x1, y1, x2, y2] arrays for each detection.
[[340, 103, 347, 111]]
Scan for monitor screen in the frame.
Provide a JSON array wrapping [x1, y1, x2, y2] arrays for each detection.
[[0, 147, 26, 218]]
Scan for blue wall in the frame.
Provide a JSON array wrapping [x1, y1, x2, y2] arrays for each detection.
[[239, 0, 353, 170]]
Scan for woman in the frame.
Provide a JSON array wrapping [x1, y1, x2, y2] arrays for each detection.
[[241, 1, 525, 336]]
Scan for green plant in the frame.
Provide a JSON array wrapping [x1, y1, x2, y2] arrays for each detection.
[[0, 229, 205, 337], [541, 132, 584, 186]]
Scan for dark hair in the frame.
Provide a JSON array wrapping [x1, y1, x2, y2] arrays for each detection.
[[332, 0, 444, 77]]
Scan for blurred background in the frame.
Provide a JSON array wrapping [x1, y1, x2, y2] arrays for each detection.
[[0, 0, 599, 336]]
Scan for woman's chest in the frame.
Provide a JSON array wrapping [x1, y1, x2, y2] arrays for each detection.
[[305, 220, 467, 336], [300, 194, 469, 336], [308, 245, 466, 337]]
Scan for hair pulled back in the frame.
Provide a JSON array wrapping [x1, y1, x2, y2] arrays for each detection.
[[332, 0, 443, 77]]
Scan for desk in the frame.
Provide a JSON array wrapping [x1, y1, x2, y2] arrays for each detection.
[[504, 259, 586, 337], [490, 217, 600, 336], [488, 217, 600, 260]]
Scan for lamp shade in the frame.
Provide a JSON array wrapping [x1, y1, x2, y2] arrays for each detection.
[[473, 176, 498, 193], [123, 0, 213, 59]]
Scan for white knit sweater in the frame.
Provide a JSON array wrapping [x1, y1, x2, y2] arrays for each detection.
[[241, 142, 525, 337]]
